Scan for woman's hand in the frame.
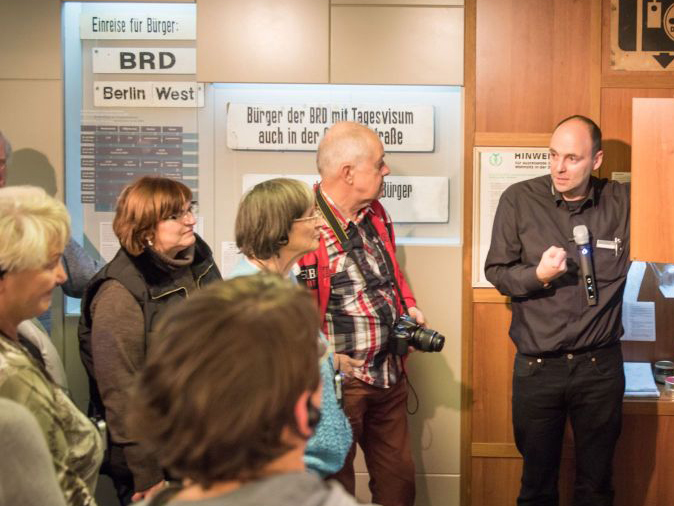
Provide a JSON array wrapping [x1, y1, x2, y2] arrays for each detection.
[[333, 354, 364, 378]]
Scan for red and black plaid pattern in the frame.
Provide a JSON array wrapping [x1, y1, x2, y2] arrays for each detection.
[[321, 194, 401, 388]]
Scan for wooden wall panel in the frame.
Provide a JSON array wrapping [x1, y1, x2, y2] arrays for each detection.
[[631, 99, 674, 264], [472, 456, 575, 506], [472, 303, 515, 443], [470, 0, 674, 504], [614, 415, 674, 506], [601, 88, 674, 176], [476, 0, 595, 133]]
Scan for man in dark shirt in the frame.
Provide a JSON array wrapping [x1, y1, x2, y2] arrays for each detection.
[[485, 115, 630, 506]]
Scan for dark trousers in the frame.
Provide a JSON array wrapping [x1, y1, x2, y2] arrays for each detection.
[[330, 377, 415, 506], [512, 343, 625, 506], [101, 444, 134, 506]]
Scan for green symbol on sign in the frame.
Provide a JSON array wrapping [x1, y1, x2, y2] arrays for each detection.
[[489, 153, 502, 166]]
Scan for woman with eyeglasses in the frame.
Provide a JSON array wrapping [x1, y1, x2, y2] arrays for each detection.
[[79, 176, 221, 505], [229, 178, 360, 478]]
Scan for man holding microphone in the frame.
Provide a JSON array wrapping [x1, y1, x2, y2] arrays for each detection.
[[485, 115, 630, 506]]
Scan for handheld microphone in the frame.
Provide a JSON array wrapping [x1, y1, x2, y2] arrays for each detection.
[[573, 225, 597, 306]]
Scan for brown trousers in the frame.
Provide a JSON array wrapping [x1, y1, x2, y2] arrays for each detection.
[[330, 377, 415, 506]]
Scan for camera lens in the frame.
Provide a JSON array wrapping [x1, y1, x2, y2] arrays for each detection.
[[411, 328, 445, 352]]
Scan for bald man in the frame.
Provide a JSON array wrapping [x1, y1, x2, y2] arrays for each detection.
[[485, 116, 630, 506], [297, 122, 423, 506]]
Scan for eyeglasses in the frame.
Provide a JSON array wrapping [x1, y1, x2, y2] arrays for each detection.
[[167, 202, 198, 221], [293, 207, 321, 222]]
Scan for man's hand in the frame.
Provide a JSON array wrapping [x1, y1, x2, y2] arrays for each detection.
[[535, 246, 567, 286], [132, 481, 165, 502], [334, 353, 365, 377], [408, 306, 426, 326]]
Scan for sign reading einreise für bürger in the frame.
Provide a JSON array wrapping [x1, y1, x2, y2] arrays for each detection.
[[227, 104, 435, 152], [80, 12, 195, 40]]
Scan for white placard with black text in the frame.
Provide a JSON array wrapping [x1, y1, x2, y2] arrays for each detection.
[[80, 12, 196, 40], [92, 48, 196, 74], [473, 148, 551, 287], [228, 104, 434, 152], [242, 174, 449, 223], [93, 82, 204, 108]]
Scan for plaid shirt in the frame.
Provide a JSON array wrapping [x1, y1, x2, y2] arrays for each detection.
[[320, 192, 402, 388]]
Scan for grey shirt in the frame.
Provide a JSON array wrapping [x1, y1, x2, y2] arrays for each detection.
[[139, 472, 377, 506], [0, 398, 67, 506], [484, 175, 630, 355]]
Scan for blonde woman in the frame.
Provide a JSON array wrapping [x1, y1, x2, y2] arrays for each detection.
[[0, 185, 103, 506]]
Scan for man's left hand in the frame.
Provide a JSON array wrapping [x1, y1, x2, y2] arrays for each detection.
[[408, 306, 425, 326]]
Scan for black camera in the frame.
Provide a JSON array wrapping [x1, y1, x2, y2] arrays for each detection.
[[388, 315, 445, 355]]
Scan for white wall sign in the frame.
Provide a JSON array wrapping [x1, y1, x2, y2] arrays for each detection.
[[242, 174, 448, 223], [80, 13, 196, 40], [93, 82, 204, 108], [472, 148, 551, 287], [92, 47, 196, 74], [227, 104, 434, 152]]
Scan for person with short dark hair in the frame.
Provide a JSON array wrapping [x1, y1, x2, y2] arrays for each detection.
[[129, 275, 375, 506], [485, 115, 630, 506], [79, 176, 221, 504]]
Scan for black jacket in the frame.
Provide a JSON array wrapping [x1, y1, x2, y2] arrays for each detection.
[[78, 235, 221, 417]]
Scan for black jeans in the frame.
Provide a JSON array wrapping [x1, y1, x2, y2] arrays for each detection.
[[512, 343, 625, 506]]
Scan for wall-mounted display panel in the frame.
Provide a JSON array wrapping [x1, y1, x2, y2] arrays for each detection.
[[472, 147, 550, 287], [64, 2, 201, 314], [610, 0, 674, 70], [207, 83, 463, 275]]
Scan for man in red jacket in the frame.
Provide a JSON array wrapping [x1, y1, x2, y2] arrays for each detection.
[[297, 121, 424, 506]]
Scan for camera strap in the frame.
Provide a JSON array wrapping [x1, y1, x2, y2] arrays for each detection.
[[315, 187, 408, 314]]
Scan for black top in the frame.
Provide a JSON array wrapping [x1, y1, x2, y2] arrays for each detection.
[[484, 174, 630, 355]]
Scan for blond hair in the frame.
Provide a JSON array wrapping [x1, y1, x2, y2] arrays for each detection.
[[0, 186, 70, 273]]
